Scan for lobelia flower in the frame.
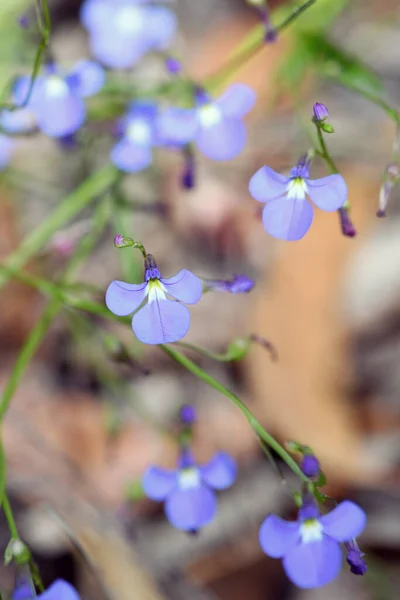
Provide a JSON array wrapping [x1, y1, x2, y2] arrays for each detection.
[[249, 157, 347, 240], [259, 499, 366, 589], [203, 273, 255, 294], [105, 254, 203, 344], [110, 102, 158, 172], [157, 83, 256, 161], [142, 447, 237, 531], [80, 0, 177, 69], [13, 578, 80, 600]]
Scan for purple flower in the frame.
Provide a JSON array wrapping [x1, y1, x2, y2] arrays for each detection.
[[179, 404, 197, 425], [338, 206, 357, 237], [0, 77, 38, 134], [80, 0, 177, 69], [0, 134, 14, 169], [157, 83, 256, 161], [313, 102, 329, 122], [300, 454, 320, 478], [39, 580, 80, 600], [142, 448, 237, 531], [249, 159, 347, 240], [105, 254, 203, 344], [345, 540, 367, 575], [259, 500, 366, 589], [110, 102, 157, 172], [203, 274, 255, 294]]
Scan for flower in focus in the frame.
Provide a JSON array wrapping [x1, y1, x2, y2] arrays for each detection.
[[105, 254, 203, 344], [203, 273, 255, 294], [110, 102, 157, 172], [313, 102, 329, 122], [259, 500, 366, 588], [157, 83, 256, 161], [80, 0, 177, 69], [249, 157, 347, 240], [0, 134, 15, 170], [143, 447, 237, 531]]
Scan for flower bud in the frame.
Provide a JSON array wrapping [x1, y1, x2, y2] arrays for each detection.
[[313, 102, 329, 122], [339, 207, 357, 237], [165, 56, 182, 75], [345, 540, 367, 575], [377, 163, 400, 217], [179, 404, 197, 425], [300, 454, 320, 478]]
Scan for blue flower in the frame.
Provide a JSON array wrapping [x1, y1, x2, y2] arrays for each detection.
[[259, 500, 366, 589], [105, 254, 203, 344], [249, 159, 347, 241], [203, 273, 254, 294], [0, 76, 38, 134], [110, 102, 157, 172], [300, 454, 320, 478], [142, 448, 237, 531], [13, 578, 80, 600], [157, 83, 256, 161], [80, 0, 177, 69], [345, 540, 367, 575]]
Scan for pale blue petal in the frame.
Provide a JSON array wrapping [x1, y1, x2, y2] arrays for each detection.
[[200, 452, 237, 490], [195, 118, 246, 161], [307, 174, 347, 212], [143, 6, 177, 49], [132, 298, 190, 344], [0, 135, 14, 170], [110, 139, 152, 172], [283, 538, 342, 589], [142, 466, 177, 500], [156, 108, 198, 146], [80, 0, 115, 32], [165, 484, 217, 531], [89, 30, 147, 69], [259, 515, 300, 558], [105, 280, 147, 316], [67, 60, 105, 98], [161, 269, 203, 304], [34, 91, 86, 137], [249, 166, 289, 203], [38, 580, 80, 600], [0, 108, 36, 134], [320, 501, 366, 542], [216, 84, 256, 118], [262, 196, 314, 241]]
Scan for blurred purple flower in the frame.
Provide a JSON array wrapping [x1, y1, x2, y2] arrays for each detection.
[[143, 447, 237, 531], [300, 454, 320, 478], [110, 102, 157, 172], [80, 0, 177, 69], [345, 540, 367, 575], [203, 273, 255, 294], [249, 158, 347, 240], [157, 83, 256, 161], [179, 404, 197, 425], [13, 578, 80, 600], [105, 254, 203, 344], [259, 500, 366, 588], [338, 206, 357, 237]]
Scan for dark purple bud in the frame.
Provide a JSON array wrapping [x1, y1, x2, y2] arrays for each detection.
[[179, 404, 197, 425], [345, 540, 367, 575], [165, 56, 182, 75], [339, 207, 357, 237], [18, 15, 30, 28], [181, 150, 195, 190], [300, 454, 320, 478], [203, 274, 255, 294], [313, 102, 329, 121]]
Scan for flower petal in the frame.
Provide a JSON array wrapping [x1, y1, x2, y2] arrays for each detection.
[[262, 196, 314, 241], [80, 0, 114, 32], [195, 118, 246, 161], [89, 30, 147, 69], [161, 269, 203, 304], [67, 60, 105, 98], [320, 501, 366, 542], [142, 5, 177, 49], [216, 84, 256, 118], [307, 174, 347, 212], [165, 484, 217, 531], [132, 298, 190, 344], [34, 89, 86, 137], [110, 139, 152, 172], [259, 514, 300, 558], [156, 108, 198, 146], [38, 579, 80, 600], [105, 280, 147, 316], [283, 538, 342, 589], [142, 466, 177, 500], [200, 452, 237, 490], [249, 166, 289, 203]]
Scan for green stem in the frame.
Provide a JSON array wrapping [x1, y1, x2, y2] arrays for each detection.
[[2, 493, 19, 539], [315, 125, 338, 173], [160, 344, 309, 483]]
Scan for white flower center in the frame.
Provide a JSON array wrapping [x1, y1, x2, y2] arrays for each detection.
[[147, 279, 167, 304], [114, 6, 144, 34], [300, 519, 324, 544], [126, 119, 151, 145], [198, 104, 222, 128], [178, 467, 201, 490], [44, 76, 69, 98], [286, 177, 308, 200]]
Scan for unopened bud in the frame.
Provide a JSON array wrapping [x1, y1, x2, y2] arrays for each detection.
[[114, 234, 134, 248], [313, 102, 329, 122], [300, 454, 320, 478], [339, 206, 357, 237], [179, 404, 196, 425], [165, 56, 182, 75], [377, 163, 400, 217]]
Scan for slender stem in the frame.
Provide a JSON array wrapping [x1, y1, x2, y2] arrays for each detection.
[[278, 0, 316, 32], [315, 125, 338, 173], [160, 344, 309, 483], [2, 493, 19, 539]]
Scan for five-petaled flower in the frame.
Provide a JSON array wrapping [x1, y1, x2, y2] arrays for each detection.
[[105, 254, 203, 344], [157, 83, 256, 161], [142, 447, 237, 531], [249, 158, 347, 240], [80, 0, 176, 69], [111, 102, 158, 172], [259, 499, 366, 589]]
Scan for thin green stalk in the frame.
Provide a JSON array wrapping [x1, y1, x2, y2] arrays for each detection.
[[160, 344, 309, 483], [315, 125, 338, 173], [2, 493, 19, 539]]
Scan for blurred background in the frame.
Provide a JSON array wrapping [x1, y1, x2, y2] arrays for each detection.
[[1, 0, 400, 598]]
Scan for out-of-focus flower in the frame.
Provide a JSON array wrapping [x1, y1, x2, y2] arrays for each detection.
[[249, 157, 347, 240], [143, 447, 237, 531], [338, 206, 357, 237], [105, 254, 203, 344], [259, 499, 366, 588], [179, 404, 196, 425], [157, 83, 256, 161], [13, 578, 80, 600], [80, 0, 177, 69], [203, 273, 255, 294]]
